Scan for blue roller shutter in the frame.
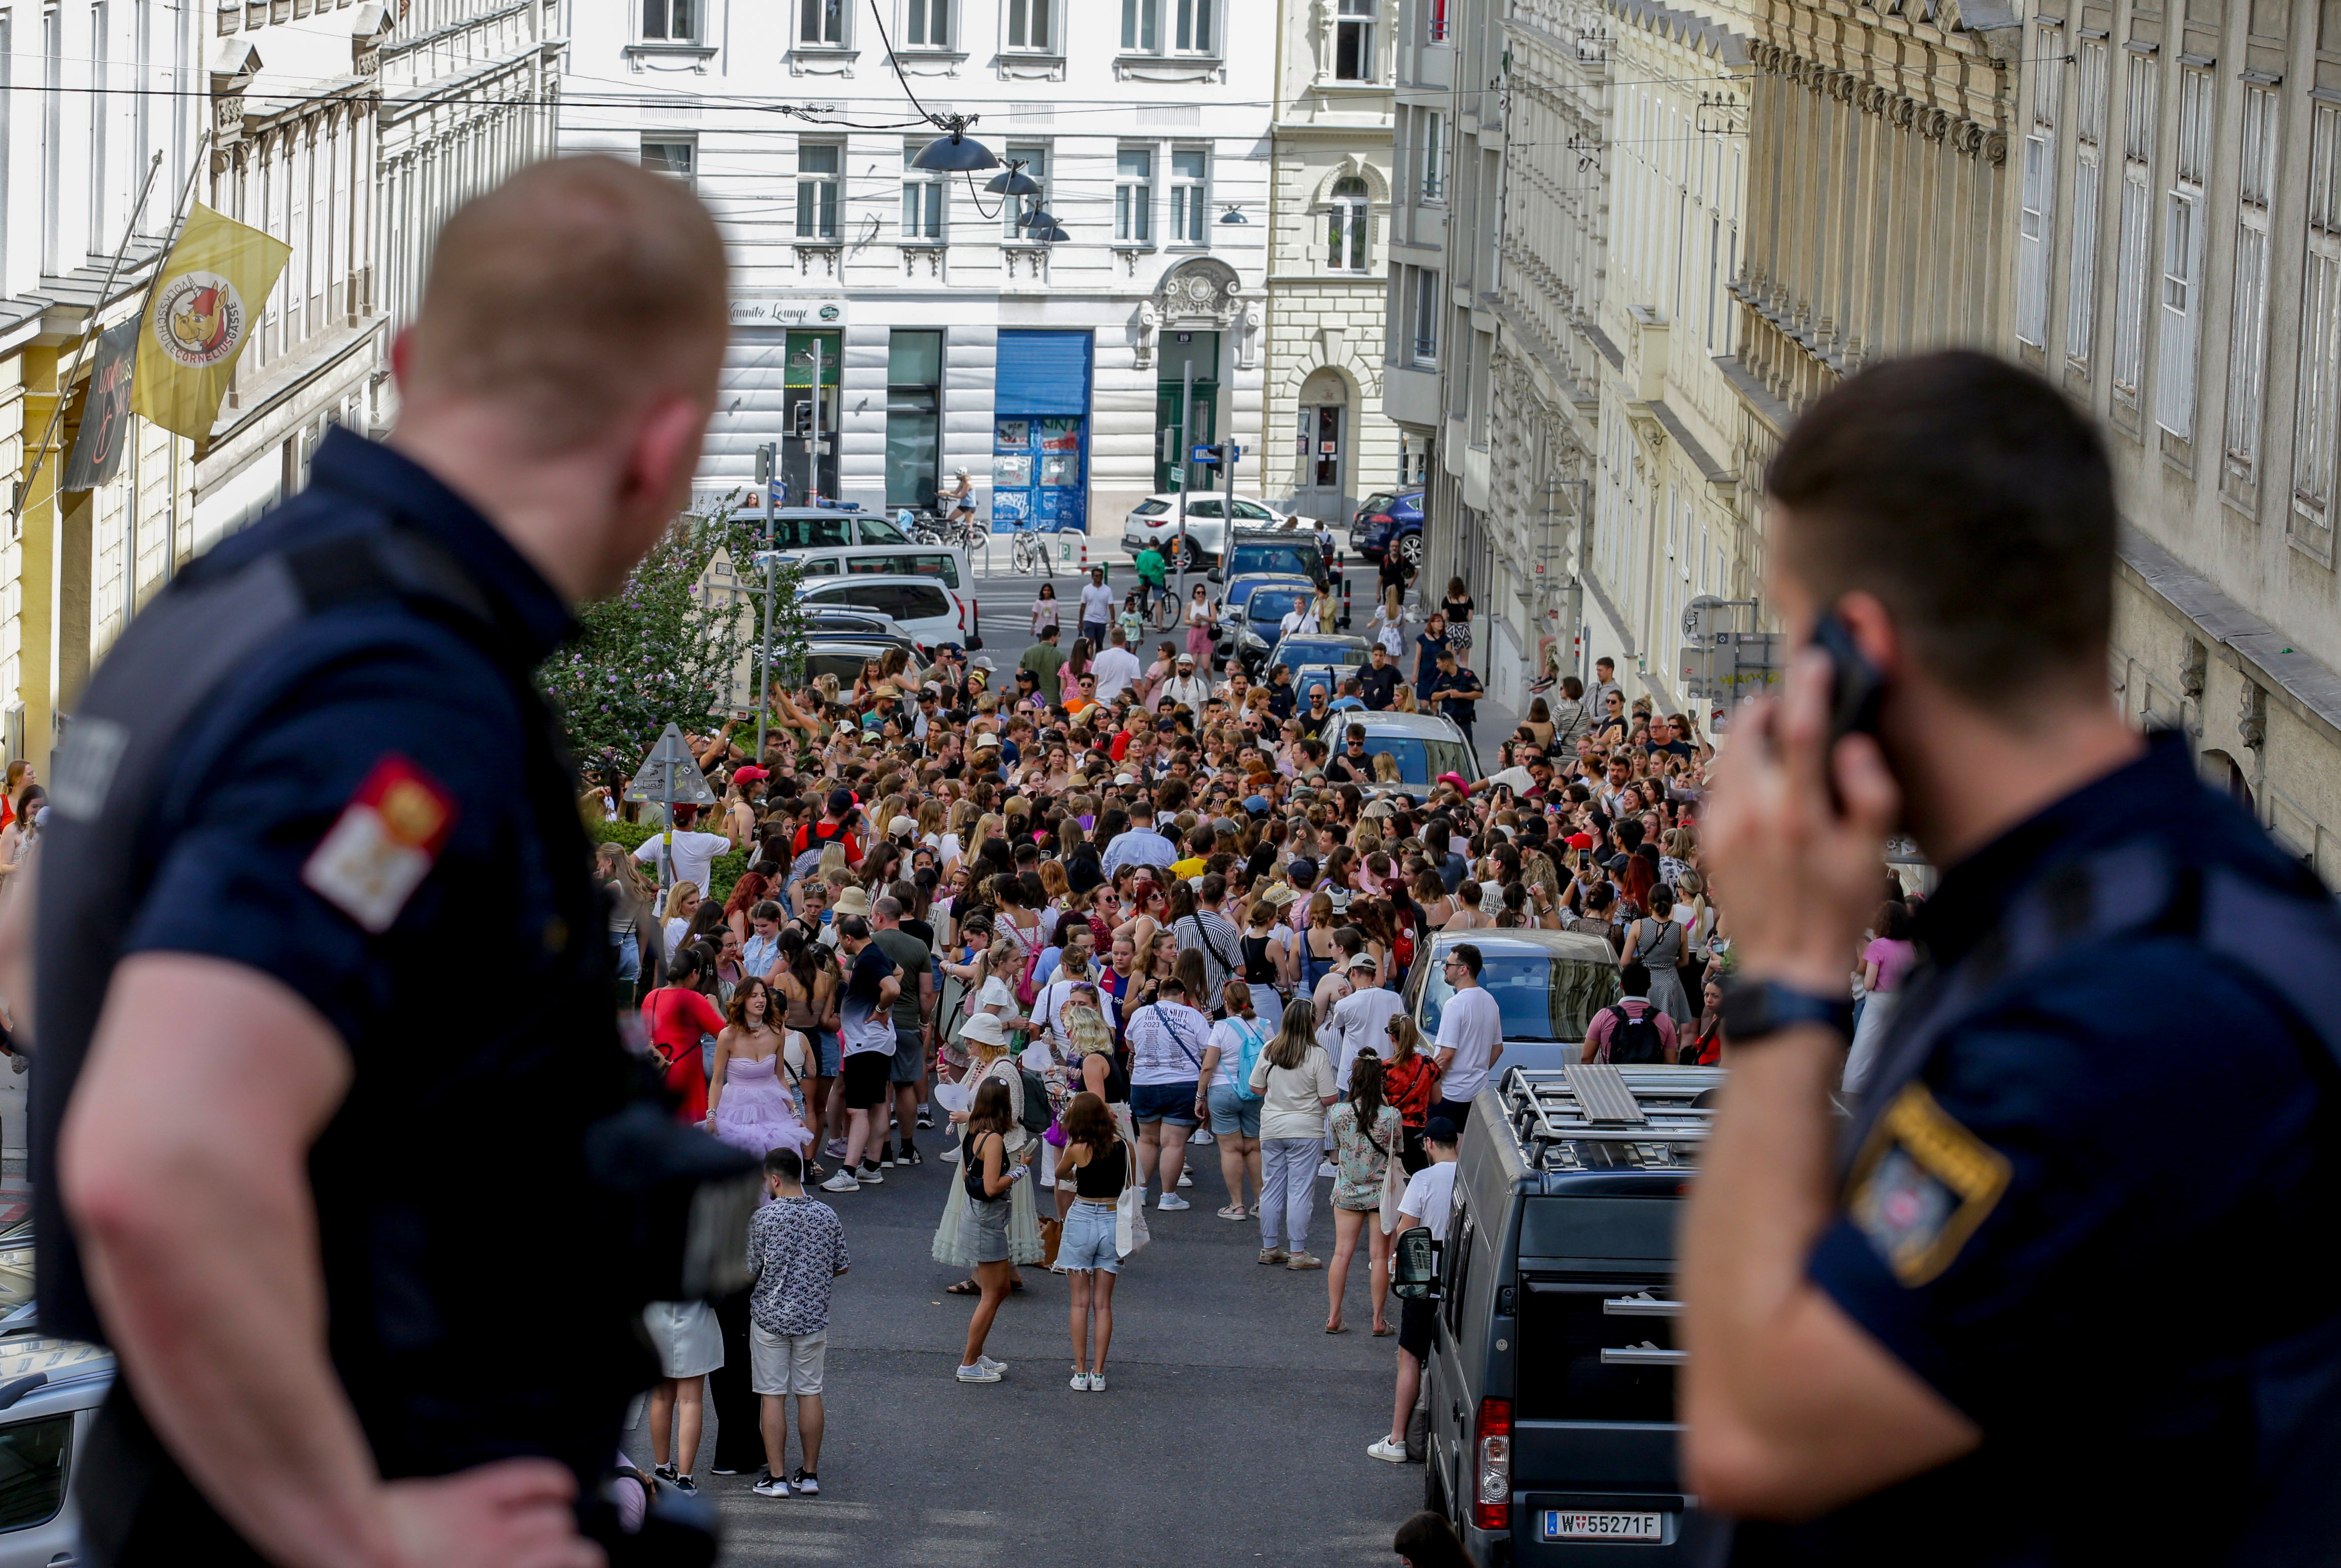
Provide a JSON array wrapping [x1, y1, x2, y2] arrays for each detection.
[[995, 330, 1092, 414]]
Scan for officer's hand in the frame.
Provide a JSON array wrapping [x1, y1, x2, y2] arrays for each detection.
[[1702, 646, 1898, 995], [383, 1458, 602, 1568]]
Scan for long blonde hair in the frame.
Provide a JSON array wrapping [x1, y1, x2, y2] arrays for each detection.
[[658, 880, 701, 922], [1064, 999, 1114, 1058]]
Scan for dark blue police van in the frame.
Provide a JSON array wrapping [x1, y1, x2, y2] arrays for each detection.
[[1398, 1066, 1727, 1564]]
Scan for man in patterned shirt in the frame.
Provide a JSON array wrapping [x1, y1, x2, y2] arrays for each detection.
[[745, 1148, 849, 1498]]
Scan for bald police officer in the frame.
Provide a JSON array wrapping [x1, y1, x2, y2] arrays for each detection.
[[1689, 352, 2341, 1565], [7, 158, 732, 1567]]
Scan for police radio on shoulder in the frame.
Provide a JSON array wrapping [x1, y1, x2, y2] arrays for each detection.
[[1717, 975, 1855, 1046]]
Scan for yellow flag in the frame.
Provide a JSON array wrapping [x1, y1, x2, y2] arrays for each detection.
[[129, 203, 292, 442]]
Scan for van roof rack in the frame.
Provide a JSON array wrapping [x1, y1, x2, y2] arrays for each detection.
[[1499, 1065, 1725, 1172]]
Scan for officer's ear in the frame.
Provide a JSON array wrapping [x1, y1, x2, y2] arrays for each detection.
[[612, 390, 716, 534]]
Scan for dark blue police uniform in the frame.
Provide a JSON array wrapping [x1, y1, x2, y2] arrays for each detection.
[[1734, 731, 2341, 1566], [37, 429, 646, 1564]]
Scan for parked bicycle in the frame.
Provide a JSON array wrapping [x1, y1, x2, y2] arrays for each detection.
[[898, 507, 950, 546], [1006, 514, 1058, 578]]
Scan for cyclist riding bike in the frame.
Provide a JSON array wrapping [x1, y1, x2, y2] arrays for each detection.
[[945, 468, 977, 539]]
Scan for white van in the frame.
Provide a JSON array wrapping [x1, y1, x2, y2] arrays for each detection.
[[793, 574, 975, 652], [777, 541, 978, 648]]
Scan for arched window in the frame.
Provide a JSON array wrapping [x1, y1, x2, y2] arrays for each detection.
[[1326, 177, 1369, 271]]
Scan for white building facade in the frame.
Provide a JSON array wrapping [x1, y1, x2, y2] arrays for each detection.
[[559, 1, 1274, 538], [1265, 0, 1400, 529], [0, 0, 557, 771], [1585, 0, 1752, 716]]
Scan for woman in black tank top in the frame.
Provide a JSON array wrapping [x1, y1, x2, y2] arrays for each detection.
[[1054, 1091, 1128, 1390]]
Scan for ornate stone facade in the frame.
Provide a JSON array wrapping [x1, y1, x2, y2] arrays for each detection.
[[1267, 0, 1400, 530], [2012, 0, 2341, 883]]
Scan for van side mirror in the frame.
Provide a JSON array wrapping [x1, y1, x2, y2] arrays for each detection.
[[1392, 1225, 1440, 1300]]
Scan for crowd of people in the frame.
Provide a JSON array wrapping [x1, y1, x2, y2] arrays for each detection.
[[583, 569, 1933, 1503]]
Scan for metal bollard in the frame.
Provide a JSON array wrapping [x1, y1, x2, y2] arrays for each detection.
[[1339, 574, 1353, 630]]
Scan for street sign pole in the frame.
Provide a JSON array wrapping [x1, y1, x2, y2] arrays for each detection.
[[808, 338, 825, 506], [1173, 359, 1193, 609], [752, 441, 778, 763], [626, 725, 719, 892]]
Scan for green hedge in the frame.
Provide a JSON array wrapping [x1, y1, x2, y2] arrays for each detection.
[[588, 818, 751, 907]]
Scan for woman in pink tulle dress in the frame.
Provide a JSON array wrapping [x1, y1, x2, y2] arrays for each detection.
[[705, 976, 814, 1164]]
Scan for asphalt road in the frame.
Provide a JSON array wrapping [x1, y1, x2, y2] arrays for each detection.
[[623, 1143, 1424, 1567]]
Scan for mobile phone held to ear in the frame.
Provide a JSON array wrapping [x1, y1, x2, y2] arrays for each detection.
[[1807, 608, 1884, 749]]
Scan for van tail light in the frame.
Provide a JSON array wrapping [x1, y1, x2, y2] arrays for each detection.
[[1474, 1397, 1512, 1532], [956, 594, 967, 633]]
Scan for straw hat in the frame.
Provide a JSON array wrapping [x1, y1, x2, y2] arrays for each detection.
[[832, 885, 873, 918]]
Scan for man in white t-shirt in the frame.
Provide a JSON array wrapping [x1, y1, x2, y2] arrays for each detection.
[[1430, 942, 1504, 1132], [1368, 1116, 1461, 1464], [1078, 567, 1116, 646], [1091, 627, 1144, 703], [1328, 954, 1407, 1091], [633, 802, 733, 895]]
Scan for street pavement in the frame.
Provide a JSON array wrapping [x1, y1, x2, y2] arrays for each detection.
[[623, 1143, 1424, 1567]]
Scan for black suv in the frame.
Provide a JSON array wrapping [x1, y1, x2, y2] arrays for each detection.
[[1395, 1066, 1728, 1564]]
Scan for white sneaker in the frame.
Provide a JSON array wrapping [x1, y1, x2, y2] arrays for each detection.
[[1157, 1193, 1190, 1211], [819, 1169, 860, 1193], [1176, 1170, 1193, 1187], [978, 1354, 1009, 1374], [940, 1146, 961, 1163], [956, 1363, 1001, 1384], [1318, 1160, 1340, 1179], [751, 1472, 790, 1497], [1086, 1371, 1107, 1392], [1188, 1128, 1215, 1145], [1367, 1438, 1409, 1464], [1069, 1372, 1090, 1392]]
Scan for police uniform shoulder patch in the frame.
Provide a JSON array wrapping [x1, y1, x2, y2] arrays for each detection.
[[302, 755, 458, 933], [1845, 1082, 2012, 1287]]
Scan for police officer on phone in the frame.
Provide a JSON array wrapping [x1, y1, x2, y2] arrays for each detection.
[[1684, 352, 2341, 1567], [8, 159, 741, 1568]]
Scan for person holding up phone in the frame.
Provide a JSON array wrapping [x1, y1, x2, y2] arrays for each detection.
[[1683, 351, 2341, 1566]]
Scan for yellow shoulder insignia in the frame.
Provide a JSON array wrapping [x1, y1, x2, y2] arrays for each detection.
[[1845, 1082, 2013, 1287]]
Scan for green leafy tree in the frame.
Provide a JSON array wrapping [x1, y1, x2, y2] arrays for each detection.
[[540, 499, 808, 777]]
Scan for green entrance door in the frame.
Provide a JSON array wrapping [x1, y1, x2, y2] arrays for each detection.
[[1154, 381, 1218, 494], [1152, 330, 1222, 495]]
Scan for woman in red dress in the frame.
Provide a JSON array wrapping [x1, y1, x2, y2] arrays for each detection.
[[640, 947, 727, 1125]]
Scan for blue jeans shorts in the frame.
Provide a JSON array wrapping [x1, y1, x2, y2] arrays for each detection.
[[1059, 1200, 1120, 1273], [1129, 1080, 1199, 1127], [807, 1028, 840, 1077], [1206, 1082, 1263, 1138]]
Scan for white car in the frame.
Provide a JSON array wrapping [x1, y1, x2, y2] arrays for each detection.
[[1119, 494, 1317, 571], [793, 573, 978, 653]]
